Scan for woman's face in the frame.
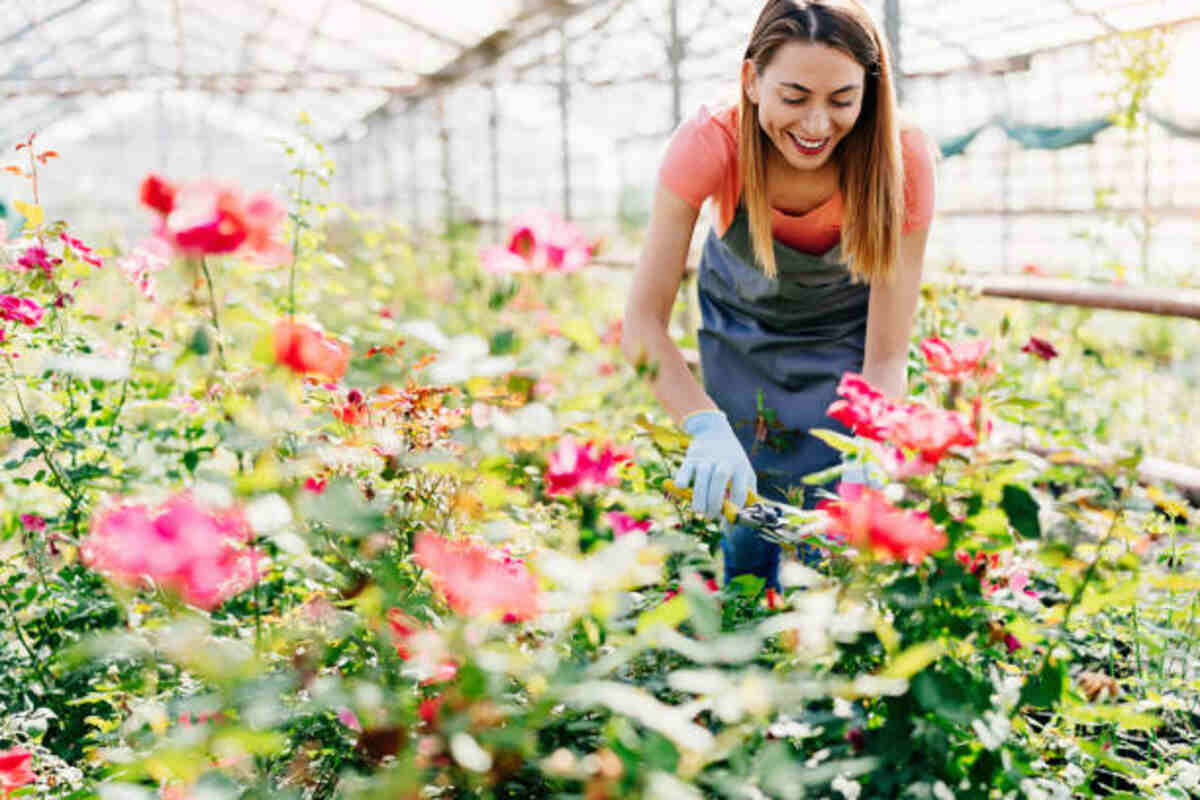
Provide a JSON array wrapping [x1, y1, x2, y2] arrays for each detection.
[[743, 41, 866, 171]]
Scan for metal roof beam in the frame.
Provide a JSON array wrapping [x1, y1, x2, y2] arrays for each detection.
[[346, 0, 469, 49], [904, 14, 1200, 78], [0, 70, 415, 98], [0, 0, 98, 48]]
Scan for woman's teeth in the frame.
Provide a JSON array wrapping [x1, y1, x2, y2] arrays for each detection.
[[789, 132, 829, 153]]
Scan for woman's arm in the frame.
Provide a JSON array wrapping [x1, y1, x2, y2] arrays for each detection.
[[621, 184, 718, 425], [861, 223, 931, 399]]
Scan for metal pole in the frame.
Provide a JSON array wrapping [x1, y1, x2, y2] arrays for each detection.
[[884, 0, 903, 103], [381, 113, 395, 215], [438, 95, 453, 235], [489, 82, 502, 239], [558, 20, 572, 220], [669, 0, 683, 128], [408, 100, 420, 234]]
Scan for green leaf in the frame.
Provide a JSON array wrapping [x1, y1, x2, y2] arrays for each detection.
[[9, 419, 30, 438], [636, 594, 690, 635], [1019, 659, 1066, 708], [966, 507, 1009, 539], [1001, 484, 1041, 539], [806, 427, 859, 454], [880, 640, 945, 680]]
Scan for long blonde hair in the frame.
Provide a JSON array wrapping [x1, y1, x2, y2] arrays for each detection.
[[738, 0, 904, 283]]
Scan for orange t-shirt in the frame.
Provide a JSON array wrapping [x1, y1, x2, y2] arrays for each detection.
[[658, 105, 936, 254]]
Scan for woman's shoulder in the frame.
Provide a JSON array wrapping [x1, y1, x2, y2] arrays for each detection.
[[897, 125, 937, 231], [659, 103, 741, 210]]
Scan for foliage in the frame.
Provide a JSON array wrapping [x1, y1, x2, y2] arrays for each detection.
[[0, 126, 1196, 800]]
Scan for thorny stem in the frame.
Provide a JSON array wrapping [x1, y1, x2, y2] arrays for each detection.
[[4, 352, 79, 506], [197, 256, 227, 369], [1, 581, 50, 686], [288, 171, 305, 319], [105, 330, 138, 449]]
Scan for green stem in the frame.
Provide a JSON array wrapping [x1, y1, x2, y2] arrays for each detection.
[[288, 173, 305, 319], [4, 353, 78, 505], [198, 256, 227, 369], [1, 585, 50, 686]]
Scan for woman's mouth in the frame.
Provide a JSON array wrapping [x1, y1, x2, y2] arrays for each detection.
[[787, 132, 830, 156]]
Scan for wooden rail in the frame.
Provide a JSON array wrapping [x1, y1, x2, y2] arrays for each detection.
[[595, 257, 1200, 321]]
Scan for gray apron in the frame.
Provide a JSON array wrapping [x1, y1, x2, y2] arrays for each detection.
[[697, 205, 868, 508]]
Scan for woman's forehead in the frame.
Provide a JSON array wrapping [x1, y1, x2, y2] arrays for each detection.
[[765, 41, 865, 88]]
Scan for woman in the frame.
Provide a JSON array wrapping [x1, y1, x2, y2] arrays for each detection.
[[620, 0, 935, 590]]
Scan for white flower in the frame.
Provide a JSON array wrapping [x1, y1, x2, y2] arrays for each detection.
[[1061, 764, 1086, 787], [1175, 760, 1200, 791], [971, 710, 1011, 750], [933, 781, 955, 800], [450, 732, 493, 772], [831, 774, 862, 800]]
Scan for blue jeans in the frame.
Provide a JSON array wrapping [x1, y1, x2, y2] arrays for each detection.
[[721, 522, 824, 592]]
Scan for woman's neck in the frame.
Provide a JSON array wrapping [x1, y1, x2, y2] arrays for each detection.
[[764, 145, 841, 215]]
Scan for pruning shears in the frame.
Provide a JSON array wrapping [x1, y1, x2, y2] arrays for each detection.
[[660, 479, 825, 543]]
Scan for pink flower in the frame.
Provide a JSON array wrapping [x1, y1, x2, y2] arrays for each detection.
[[81, 493, 262, 610], [1003, 633, 1022, 654], [60, 233, 103, 268], [303, 476, 327, 494], [19, 514, 45, 532], [827, 374, 977, 467], [826, 373, 902, 441], [920, 337, 994, 380], [0, 748, 34, 799], [139, 174, 177, 216], [273, 320, 350, 381], [147, 177, 288, 265], [605, 511, 651, 537], [240, 193, 292, 266], [412, 532, 539, 622], [819, 485, 947, 564], [117, 239, 168, 302], [885, 404, 978, 466], [337, 708, 363, 732], [13, 246, 61, 279], [479, 212, 594, 275], [544, 436, 632, 496], [0, 295, 44, 327], [1021, 336, 1058, 361]]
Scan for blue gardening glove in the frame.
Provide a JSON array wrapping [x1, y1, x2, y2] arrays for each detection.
[[675, 410, 757, 519], [840, 437, 885, 490]]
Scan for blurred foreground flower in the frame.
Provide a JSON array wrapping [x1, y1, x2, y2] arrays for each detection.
[[139, 174, 290, 265], [545, 437, 632, 496], [480, 211, 595, 274], [0, 748, 33, 799], [605, 511, 651, 537], [1021, 336, 1058, 361], [273, 319, 350, 381], [413, 532, 539, 622], [0, 294, 44, 327], [819, 485, 947, 564], [82, 493, 262, 610]]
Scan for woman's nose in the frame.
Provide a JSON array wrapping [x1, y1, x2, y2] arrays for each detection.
[[797, 108, 831, 136]]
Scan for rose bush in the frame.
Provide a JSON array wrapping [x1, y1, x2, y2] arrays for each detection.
[[0, 127, 1194, 800]]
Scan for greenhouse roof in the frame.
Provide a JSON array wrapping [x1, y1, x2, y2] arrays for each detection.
[[0, 0, 1196, 144]]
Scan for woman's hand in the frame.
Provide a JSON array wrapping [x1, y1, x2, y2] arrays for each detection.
[[675, 410, 757, 519]]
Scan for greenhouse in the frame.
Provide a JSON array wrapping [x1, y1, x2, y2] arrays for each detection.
[[0, 0, 1198, 797]]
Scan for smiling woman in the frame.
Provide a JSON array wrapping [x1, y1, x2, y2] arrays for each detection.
[[622, 0, 935, 591]]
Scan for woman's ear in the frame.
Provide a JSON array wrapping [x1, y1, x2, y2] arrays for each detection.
[[741, 60, 759, 105]]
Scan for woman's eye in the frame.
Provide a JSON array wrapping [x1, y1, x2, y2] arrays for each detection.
[[832, 100, 854, 108], [782, 97, 806, 105]]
